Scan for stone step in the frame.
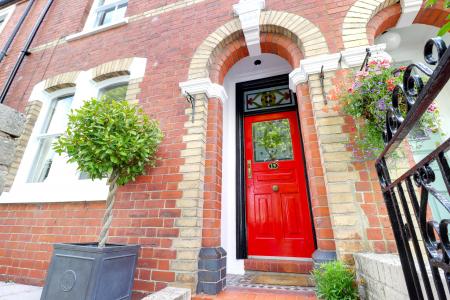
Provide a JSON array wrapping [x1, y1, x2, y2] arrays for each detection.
[[244, 258, 314, 274], [247, 271, 315, 287]]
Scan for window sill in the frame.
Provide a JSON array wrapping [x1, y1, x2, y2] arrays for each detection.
[[0, 180, 109, 203], [66, 18, 129, 42]]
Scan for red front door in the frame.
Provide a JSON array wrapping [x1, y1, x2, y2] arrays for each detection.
[[244, 110, 315, 257]]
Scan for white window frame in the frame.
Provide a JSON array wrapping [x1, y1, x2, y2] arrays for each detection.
[[66, 0, 128, 42], [0, 57, 146, 204], [28, 92, 75, 183], [0, 5, 16, 34], [96, 75, 130, 99], [85, 0, 128, 30], [92, 0, 128, 27]]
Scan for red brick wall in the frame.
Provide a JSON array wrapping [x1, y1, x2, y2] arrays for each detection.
[[203, 98, 223, 248], [0, 0, 362, 110], [0, 202, 103, 286]]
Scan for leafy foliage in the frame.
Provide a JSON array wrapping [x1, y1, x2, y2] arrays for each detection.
[[426, 0, 450, 36], [254, 119, 293, 161], [54, 98, 163, 186], [339, 59, 441, 158], [312, 261, 358, 300]]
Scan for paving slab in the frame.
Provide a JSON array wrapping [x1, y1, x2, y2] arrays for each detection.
[[0, 282, 42, 300]]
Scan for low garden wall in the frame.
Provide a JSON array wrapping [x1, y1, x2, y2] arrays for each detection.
[[354, 253, 408, 300]]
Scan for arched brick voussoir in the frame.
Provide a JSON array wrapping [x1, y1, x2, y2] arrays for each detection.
[[342, 0, 399, 49], [260, 11, 329, 58], [44, 71, 80, 92], [209, 37, 249, 85], [366, 3, 401, 43], [187, 11, 329, 81], [209, 33, 303, 85], [260, 33, 303, 68], [187, 18, 244, 80], [90, 57, 134, 82]]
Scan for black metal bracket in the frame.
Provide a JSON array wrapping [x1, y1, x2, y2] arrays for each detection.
[[360, 48, 372, 71], [185, 92, 195, 123], [319, 65, 327, 105]]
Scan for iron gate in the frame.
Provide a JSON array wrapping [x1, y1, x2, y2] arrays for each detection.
[[375, 37, 450, 300]]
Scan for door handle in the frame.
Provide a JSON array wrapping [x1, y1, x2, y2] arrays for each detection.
[[247, 160, 252, 179], [272, 185, 279, 192]]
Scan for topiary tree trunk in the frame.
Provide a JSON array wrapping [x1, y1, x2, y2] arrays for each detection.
[[98, 171, 120, 248]]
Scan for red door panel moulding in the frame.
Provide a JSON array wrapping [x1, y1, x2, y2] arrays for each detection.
[[244, 110, 315, 258]]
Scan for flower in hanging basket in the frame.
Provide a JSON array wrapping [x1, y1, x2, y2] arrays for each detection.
[[340, 58, 442, 159]]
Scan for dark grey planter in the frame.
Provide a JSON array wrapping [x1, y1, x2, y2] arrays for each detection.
[[40, 243, 140, 300]]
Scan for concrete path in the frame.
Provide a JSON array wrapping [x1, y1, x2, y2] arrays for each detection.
[[0, 282, 42, 300]]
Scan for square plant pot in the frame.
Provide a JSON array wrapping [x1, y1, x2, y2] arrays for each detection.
[[40, 243, 140, 300]]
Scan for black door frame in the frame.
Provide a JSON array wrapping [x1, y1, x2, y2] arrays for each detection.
[[235, 74, 317, 259]]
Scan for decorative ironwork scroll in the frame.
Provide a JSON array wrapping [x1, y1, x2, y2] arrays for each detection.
[[376, 37, 450, 300]]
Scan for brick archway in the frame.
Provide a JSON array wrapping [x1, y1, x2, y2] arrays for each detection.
[[209, 33, 303, 85], [367, 2, 450, 43], [187, 10, 329, 82], [342, 0, 399, 48], [192, 13, 335, 274], [344, 0, 450, 48]]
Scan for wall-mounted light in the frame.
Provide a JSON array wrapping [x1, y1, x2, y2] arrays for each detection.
[[378, 31, 402, 51]]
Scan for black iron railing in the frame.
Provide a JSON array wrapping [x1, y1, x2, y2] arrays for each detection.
[[376, 37, 450, 299]]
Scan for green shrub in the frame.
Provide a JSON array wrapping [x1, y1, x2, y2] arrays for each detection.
[[54, 98, 163, 247], [312, 261, 358, 300], [54, 98, 163, 186]]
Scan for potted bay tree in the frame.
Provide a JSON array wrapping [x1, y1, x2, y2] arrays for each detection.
[[40, 98, 163, 300]]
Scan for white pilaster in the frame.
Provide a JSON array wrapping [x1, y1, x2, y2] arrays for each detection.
[[179, 78, 228, 103], [396, 0, 422, 28], [233, 0, 265, 56]]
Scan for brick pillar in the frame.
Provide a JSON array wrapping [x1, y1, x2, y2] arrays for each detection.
[[307, 72, 368, 264], [197, 98, 226, 295], [295, 84, 337, 266], [0, 104, 26, 194], [170, 94, 208, 291]]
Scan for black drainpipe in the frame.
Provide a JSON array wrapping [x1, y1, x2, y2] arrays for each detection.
[[0, 0, 55, 104], [0, 0, 36, 63]]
